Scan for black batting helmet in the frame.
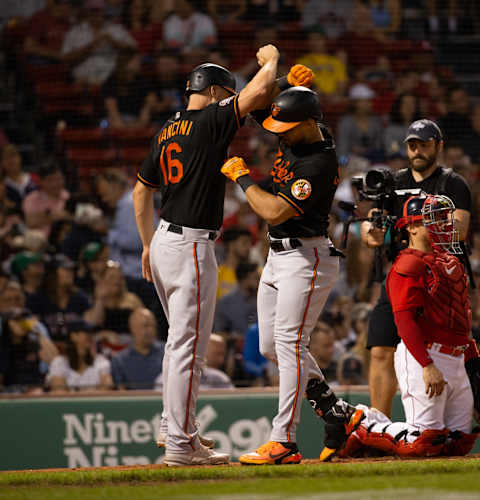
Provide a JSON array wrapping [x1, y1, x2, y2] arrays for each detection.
[[185, 63, 236, 96], [395, 195, 426, 229], [263, 86, 323, 134]]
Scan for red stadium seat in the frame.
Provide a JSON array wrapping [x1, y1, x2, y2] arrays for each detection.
[[66, 147, 117, 168], [109, 127, 157, 148], [118, 147, 149, 167]]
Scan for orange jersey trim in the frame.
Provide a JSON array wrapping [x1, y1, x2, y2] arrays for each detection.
[[278, 192, 304, 215], [286, 247, 319, 442], [234, 95, 241, 129], [185, 242, 201, 446], [137, 173, 161, 188]]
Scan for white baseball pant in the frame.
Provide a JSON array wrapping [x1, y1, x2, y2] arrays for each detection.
[[150, 219, 218, 453], [258, 236, 339, 443]]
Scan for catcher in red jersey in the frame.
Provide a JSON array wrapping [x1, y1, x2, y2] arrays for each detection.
[[336, 194, 480, 459]]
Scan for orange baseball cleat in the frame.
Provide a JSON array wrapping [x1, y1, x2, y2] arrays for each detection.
[[239, 441, 302, 465]]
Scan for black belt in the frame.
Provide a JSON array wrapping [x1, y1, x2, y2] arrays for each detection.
[[270, 238, 303, 252], [168, 223, 216, 241]]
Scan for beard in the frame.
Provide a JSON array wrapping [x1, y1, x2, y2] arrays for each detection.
[[408, 151, 438, 172]]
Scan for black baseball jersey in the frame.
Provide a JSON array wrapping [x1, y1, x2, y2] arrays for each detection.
[[138, 94, 243, 230], [391, 166, 472, 217], [268, 131, 339, 239]]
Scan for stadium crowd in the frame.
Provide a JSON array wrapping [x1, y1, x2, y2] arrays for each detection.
[[1, 0, 480, 393]]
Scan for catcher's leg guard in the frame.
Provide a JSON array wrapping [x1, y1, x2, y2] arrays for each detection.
[[306, 378, 337, 418], [338, 431, 364, 458], [395, 428, 449, 457], [355, 424, 397, 454], [442, 428, 480, 456]]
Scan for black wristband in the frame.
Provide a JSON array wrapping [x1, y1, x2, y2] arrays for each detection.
[[237, 175, 255, 192], [276, 75, 291, 91]]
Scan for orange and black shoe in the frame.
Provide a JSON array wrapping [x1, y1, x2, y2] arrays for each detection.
[[319, 401, 365, 462], [239, 441, 302, 465]]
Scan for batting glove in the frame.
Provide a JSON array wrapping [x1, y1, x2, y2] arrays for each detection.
[[221, 156, 250, 183], [287, 64, 315, 88]]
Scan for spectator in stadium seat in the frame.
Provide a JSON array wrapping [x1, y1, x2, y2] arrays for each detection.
[[111, 308, 165, 389], [1, 144, 37, 212], [0, 280, 25, 315], [0, 309, 58, 393], [85, 260, 143, 339], [338, 3, 386, 69], [62, 0, 137, 85], [337, 83, 384, 162], [462, 104, 480, 164], [23, 0, 72, 63], [308, 321, 338, 383], [214, 261, 259, 339], [300, 0, 354, 38], [147, 50, 184, 125], [426, 0, 459, 34], [60, 199, 107, 261], [207, 0, 246, 24], [26, 255, 91, 344], [47, 319, 113, 392], [123, 0, 157, 58], [439, 86, 474, 149], [22, 162, 70, 239], [201, 334, 234, 389], [102, 53, 154, 129], [95, 169, 153, 280], [75, 242, 110, 299], [162, 0, 217, 52], [367, 0, 402, 38], [383, 93, 421, 159], [296, 27, 348, 97], [10, 251, 45, 297], [336, 353, 366, 385], [217, 227, 252, 300]]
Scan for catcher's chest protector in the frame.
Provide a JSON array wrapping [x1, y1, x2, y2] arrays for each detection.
[[394, 249, 471, 335]]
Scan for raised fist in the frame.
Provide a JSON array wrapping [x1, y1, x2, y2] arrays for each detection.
[[287, 64, 315, 88], [256, 44, 280, 67]]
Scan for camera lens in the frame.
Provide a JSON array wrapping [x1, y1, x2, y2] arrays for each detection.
[[365, 170, 385, 190]]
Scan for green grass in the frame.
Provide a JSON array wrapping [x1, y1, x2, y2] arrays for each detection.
[[0, 459, 480, 499]]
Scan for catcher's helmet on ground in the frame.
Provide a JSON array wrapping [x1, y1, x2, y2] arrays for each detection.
[[185, 63, 236, 96], [262, 86, 323, 133]]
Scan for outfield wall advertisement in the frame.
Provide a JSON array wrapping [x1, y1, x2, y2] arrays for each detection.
[[1, 392, 478, 470]]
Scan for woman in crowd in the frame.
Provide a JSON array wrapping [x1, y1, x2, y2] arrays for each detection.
[[85, 260, 143, 336], [26, 255, 91, 344], [47, 320, 112, 392], [383, 93, 421, 158]]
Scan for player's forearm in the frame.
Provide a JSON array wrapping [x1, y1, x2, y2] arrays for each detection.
[[238, 57, 279, 117], [132, 181, 156, 247], [243, 184, 293, 226]]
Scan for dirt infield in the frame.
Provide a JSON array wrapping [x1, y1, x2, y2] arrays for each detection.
[[2, 453, 479, 475]]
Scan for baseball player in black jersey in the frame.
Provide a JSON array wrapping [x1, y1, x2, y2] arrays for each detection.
[[132, 46, 318, 466], [361, 119, 472, 418], [221, 87, 365, 465]]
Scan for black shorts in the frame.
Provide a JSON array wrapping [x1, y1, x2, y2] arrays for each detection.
[[366, 282, 400, 349]]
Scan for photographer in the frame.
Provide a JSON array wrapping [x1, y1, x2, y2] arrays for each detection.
[[360, 119, 472, 417]]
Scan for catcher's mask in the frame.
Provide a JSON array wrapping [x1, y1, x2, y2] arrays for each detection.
[[396, 194, 461, 254]]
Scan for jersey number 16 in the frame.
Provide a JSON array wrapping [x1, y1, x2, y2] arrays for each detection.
[[160, 142, 184, 185]]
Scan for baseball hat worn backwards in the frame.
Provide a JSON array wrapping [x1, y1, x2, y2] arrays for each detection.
[[262, 86, 323, 134], [404, 119, 443, 143]]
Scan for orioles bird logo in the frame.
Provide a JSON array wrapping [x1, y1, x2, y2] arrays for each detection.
[[271, 103, 281, 117]]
